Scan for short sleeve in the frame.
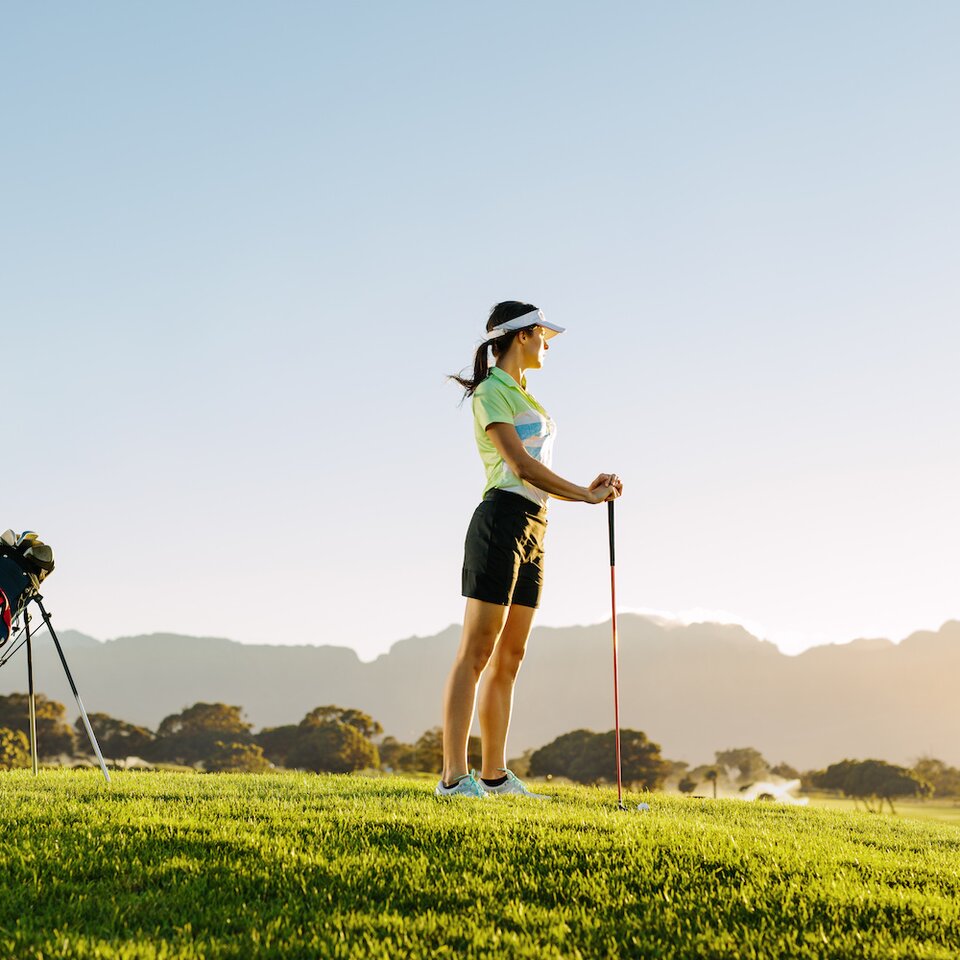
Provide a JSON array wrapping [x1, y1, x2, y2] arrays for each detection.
[[473, 381, 515, 431]]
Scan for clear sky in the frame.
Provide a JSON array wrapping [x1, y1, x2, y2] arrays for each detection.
[[4, 3, 958, 660]]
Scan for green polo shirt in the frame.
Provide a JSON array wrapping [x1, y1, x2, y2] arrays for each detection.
[[472, 366, 557, 508]]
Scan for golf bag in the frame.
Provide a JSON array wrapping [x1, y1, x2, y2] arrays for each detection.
[[0, 529, 110, 782], [0, 531, 55, 646]]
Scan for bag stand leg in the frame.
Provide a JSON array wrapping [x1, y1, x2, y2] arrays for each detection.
[[25, 611, 39, 776], [29, 596, 111, 784]]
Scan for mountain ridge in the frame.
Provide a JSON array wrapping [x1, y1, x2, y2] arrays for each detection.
[[5, 616, 956, 769]]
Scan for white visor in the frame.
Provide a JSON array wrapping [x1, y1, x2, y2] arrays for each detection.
[[484, 308, 565, 341]]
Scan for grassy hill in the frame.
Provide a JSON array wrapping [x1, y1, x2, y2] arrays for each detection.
[[0, 771, 958, 958]]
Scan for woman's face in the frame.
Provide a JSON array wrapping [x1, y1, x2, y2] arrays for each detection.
[[520, 326, 549, 368]]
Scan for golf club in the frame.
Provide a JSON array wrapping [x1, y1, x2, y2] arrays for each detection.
[[608, 498, 625, 810]]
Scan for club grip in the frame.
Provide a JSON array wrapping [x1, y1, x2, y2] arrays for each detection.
[[607, 499, 615, 566]]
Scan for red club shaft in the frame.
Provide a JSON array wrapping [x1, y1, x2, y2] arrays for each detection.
[[608, 499, 623, 808]]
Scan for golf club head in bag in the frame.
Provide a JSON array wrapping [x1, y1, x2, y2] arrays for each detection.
[[0, 531, 55, 646]]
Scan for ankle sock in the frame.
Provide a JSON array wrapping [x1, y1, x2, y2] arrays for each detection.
[[481, 775, 508, 787], [442, 775, 469, 789]]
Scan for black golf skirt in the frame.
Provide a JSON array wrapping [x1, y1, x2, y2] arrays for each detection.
[[462, 488, 548, 609]]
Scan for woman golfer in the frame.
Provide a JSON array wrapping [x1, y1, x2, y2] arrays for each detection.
[[437, 301, 622, 798]]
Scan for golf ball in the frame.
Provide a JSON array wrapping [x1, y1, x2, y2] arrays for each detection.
[[636, 802, 651, 812]]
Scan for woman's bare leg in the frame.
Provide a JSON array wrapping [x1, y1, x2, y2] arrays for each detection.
[[441, 598, 509, 784], [477, 603, 536, 780]]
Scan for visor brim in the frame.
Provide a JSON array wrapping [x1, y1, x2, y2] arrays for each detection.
[[541, 322, 565, 339]]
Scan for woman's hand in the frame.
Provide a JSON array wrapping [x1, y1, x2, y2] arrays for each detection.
[[587, 473, 623, 503], [586, 484, 615, 504]]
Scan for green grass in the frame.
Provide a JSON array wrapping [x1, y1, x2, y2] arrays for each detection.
[[806, 796, 960, 827], [1, 771, 958, 959]]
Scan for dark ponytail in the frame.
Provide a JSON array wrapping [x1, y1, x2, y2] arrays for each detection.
[[449, 301, 539, 398]]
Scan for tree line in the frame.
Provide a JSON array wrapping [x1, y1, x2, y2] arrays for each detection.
[[0, 694, 472, 775], [0, 693, 956, 807], [669, 746, 953, 812]]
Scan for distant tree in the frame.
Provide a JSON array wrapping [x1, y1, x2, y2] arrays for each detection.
[[0, 693, 75, 758], [677, 776, 697, 795], [281, 704, 384, 774], [413, 727, 443, 773], [529, 729, 597, 781], [810, 759, 858, 794], [288, 722, 379, 773], [158, 702, 250, 740], [255, 724, 301, 768], [0, 727, 29, 770], [847, 761, 930, 814], [715, 747, 769, 785], [770, 762, 800, 780], [78, 713, 155, 760], [530, 729, 667, 789], [206, 741, 271, 773], [153, 702, 252, 765], [408, 727, 480, 773], [300, 706, 383, 739], [811, 759, 931, 813], [912, 757, 960, 799], [799, 769, 822, 793], [378, 736, 416, 772], [592, 730, 668, 790]]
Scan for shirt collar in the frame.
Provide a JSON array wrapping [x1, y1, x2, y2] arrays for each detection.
[[489, 366, 527, 392]]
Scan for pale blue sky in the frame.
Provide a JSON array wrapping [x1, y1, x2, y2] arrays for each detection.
[[4, 3, 958, 659]]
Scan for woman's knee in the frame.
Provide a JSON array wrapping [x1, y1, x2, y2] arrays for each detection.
[[458, 633, 498, 676], [492, 642, 526, 678]]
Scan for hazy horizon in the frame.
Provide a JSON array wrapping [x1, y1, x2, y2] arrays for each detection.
[[59, 610, 959, 665]]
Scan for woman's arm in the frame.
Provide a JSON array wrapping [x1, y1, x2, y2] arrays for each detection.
[[485, 423, 620, 503]]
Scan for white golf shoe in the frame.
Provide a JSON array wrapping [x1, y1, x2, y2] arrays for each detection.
[[476, 769, 550, 800], [434, 773, 488, 799]]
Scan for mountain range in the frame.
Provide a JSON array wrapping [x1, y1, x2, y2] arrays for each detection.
[[2, 616, 957, 769]]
